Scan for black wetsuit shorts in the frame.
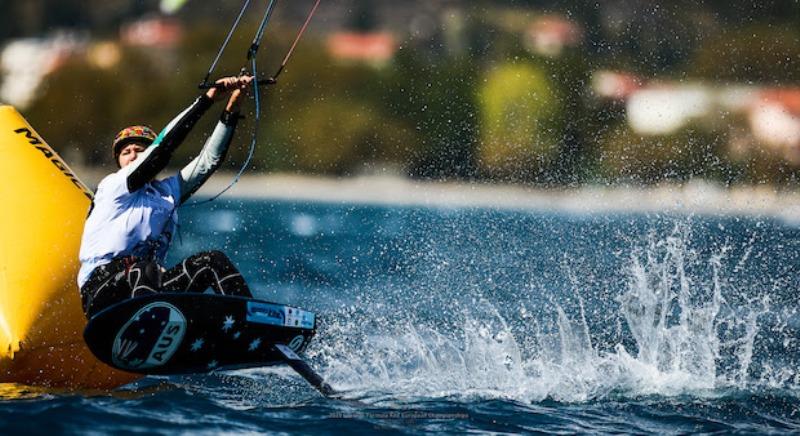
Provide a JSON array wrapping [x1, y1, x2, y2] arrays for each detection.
[[80, 250, 252, 318]]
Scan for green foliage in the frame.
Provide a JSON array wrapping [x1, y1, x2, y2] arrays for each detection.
[[690, 25, 800, 83], [267, 100, 414, 174], [14, 3, 800, 188], [594, 124, 729, 184], [717, 116, 800, 185], [386, 52, 480, 179], [255, 42, 417, 174], [477, 62, 561, 181], [26, 48, 183, 167]]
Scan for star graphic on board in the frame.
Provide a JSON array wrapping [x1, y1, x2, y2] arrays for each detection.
[[233, 331, 241, 339], [190, 338, 204, 352], [207, 360, 218, 369], [248, 338, 261, 351], [222, 316, 235, 331]]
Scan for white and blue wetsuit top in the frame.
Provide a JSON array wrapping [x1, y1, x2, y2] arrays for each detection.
[[78, 95, 241, 288]]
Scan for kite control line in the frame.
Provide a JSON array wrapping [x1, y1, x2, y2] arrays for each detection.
[[185, 0, 322, 206]]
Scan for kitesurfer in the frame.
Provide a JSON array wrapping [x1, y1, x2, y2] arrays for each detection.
[[78, 75, 255, 318]]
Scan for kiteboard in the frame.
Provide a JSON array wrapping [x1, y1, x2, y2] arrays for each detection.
[[83, 293, 328, 385]]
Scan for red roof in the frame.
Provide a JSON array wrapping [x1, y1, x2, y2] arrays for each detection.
[[593, 71, 643, 100], [121, 18, 183, 48], [327, 32, 396, 63], [528, 16, 583, 45], [758, 88, 800, 114]]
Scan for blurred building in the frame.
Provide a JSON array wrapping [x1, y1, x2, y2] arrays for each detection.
[[626, 85, 713, 136], [524, 16, 583, 57], [87, 42, 123, 70], [592, 70, 642, 101], [120, 16, 183, 48], [591, 70, 800, 164], [327, 32, 397, 66], [747, 89, 800, 162], [0, 33, 86, 109], [119, 16, 183, 74]]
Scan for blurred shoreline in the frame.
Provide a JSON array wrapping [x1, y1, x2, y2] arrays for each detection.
[[78, 167, 800, 220]]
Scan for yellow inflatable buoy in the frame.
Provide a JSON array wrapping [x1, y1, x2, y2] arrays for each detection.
[[0, 105, 139, 389]]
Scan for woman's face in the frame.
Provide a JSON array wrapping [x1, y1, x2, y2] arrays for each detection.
[[118, 143, 148, 168]]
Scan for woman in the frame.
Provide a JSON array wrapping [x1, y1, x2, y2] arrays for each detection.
[[78, 75, 255, 318]]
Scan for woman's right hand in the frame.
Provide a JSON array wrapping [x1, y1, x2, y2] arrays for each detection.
[[205, 76, 253, 102], [224, 76, 254, 112]]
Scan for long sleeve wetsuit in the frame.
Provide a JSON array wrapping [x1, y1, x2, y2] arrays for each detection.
[[124, 95, 241, 203], [78, 95, 251, 318]]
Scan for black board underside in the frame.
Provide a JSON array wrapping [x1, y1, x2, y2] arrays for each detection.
[[83, 293, 316, 375]]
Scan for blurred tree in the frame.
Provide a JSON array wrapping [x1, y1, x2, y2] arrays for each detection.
[[255, 39, 417, 174], [25, 60, 120, 168], [720, 115, 800, 186], [25, 48, 187, 170], [706, 0, 800, 27], [15, 0, 800, 188], [387, 52, 479, 179], [0, 3, 23, 40], [477, 61, 562, 182], [595, 124, 729, 184], [44, 0, 90, 29], [16, 1, 45, 36], [269, 99, 415, 174], [544, 51, 594, 185], [690, 24, 800, 83], [351, 0, 377, 31]]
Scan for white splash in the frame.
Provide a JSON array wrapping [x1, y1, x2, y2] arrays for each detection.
[[314, 226, 792, 403]]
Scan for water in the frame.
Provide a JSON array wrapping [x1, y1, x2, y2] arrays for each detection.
[[3, 198, 800, 434]]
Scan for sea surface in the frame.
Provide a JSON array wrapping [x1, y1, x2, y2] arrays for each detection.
[[2, 198, 800, 434]]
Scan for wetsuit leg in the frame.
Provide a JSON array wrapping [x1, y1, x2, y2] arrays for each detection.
[[127, 260, 163, 298], [161, 250, 252, 297], [80, 258, 162, 318]]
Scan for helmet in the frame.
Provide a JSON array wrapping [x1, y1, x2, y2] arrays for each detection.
[[112, 125, 158, 164]]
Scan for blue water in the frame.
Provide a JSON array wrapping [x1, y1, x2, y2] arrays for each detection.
[[3, 198, 800, 434]]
